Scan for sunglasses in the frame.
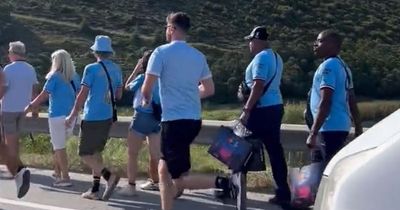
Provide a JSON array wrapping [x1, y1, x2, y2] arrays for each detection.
[[164, 25, 176, 30]]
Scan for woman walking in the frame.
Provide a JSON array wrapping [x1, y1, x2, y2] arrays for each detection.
[[117, 50, 161, 196], [25, 49, 80, 187]]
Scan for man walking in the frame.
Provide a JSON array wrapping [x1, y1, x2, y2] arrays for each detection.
[[142, 12, 238, 210], [239, 26, 291, 207], [0, 41, 38, 198], [307, 30, 362, 164], [66, 35, 122, 201]]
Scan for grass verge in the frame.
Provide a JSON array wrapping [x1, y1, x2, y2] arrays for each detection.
[[21, 134, 276, 191], [20, 100, 400, 191]]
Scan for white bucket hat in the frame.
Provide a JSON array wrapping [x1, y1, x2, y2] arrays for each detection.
[[90, 35, 114, 52]]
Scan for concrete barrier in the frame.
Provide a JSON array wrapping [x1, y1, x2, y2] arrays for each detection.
[[23, 113, 361, 151]]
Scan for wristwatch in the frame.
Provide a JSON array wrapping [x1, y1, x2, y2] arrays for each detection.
[[142, 99, 150, 106]]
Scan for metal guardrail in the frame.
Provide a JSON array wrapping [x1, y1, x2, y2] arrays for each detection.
[[24, 113, 360, 151]]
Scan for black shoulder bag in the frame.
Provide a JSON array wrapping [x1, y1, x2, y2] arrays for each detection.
[[237, 52, 278, 104], [305, 90, 314, 129], [99, 61, 118, 122]]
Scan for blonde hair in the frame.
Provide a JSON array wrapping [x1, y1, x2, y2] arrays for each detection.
[[46, 49, 76, 81], [9, 41, 26, 56]]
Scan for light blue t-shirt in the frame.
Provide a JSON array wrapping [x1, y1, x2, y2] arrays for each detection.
[[1, 61, 38, 112], [127, 74, 160, 113], [310, 57, 353, 132], [44, 72, 81, 118], [146, 41, 212, 121], [81, 60, 123, 121], [245, 49, 283, 107]]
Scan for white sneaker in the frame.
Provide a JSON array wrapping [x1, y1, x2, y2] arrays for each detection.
[[0, 169, 13, 180], [51, 173, 60, 180], [116, 184, 136, 196], [15, 168, 30, 198], [53, 179, 73, 187], [81, 189, 100, 200], [140, 179, 159, 191]]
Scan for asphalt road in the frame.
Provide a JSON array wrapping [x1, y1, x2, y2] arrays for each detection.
[[0, 166, 285, 210]]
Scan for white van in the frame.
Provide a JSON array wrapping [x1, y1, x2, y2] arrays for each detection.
[[314, 109, 400, 210]]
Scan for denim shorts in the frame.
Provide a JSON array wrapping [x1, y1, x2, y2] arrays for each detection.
[[130, 111, 161, 136]]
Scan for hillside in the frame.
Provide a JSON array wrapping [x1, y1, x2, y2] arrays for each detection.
[[1, 0, 400, 103]]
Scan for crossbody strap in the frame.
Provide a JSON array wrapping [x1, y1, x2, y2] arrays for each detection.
[[243, 51, 279, 92], [70, 80, 77, 94], [99, 61, 116, 109], [262, 52, 278, 95], [335, 57, 352, 90]]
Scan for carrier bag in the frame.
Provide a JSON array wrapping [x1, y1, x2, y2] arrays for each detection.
[[289, 148, 324, 208], [208, 126, 253, 173], [243, 137, 266, 172]]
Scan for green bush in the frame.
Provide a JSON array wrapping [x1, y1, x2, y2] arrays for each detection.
[[4, 0, 400, 103], [21, 134, 52, 154], [283, 102, 306, 124]]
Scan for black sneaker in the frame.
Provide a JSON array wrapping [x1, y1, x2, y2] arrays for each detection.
[[214, 189, 228, 200], [15, 168, 30, 198], [215, 174, 239, 200], [102, 173, 120, 201], [269, 195, 292, 209]]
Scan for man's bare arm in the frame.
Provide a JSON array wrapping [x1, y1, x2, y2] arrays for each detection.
[[348, 89, 363, 137], [199, 77, 215, 99], [244, 79, 265, 111], [69, 85, 89, 118], [141, 74, 158, 105], [115, 87, 123, 100]]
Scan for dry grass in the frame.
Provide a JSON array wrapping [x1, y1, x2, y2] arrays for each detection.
[[20, 100, 399, 190]]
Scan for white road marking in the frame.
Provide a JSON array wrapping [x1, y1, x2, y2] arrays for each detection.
[[0, 198, 78, 210]]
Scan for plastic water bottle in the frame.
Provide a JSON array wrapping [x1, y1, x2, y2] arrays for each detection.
[[232, 120, 252, 138]]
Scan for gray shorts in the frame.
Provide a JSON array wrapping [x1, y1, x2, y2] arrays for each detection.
[[130, 111, 160, 136], [79, 119, 112, 156], [1, 112, 25, 135]]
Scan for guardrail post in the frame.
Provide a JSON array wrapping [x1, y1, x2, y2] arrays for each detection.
[[236, 171, 247, 210]]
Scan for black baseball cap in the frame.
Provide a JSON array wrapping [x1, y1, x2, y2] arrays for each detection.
[[244, 26, 269, 41]]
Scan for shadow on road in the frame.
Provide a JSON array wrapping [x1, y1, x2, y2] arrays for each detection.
[[29, 173, 283, 210], [31, 173, 92, 196]]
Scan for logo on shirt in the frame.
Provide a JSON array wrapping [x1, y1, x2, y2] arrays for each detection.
[[257, 63, 265, 69], [322, 68, 332, 75]]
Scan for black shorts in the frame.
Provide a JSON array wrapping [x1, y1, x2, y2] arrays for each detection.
[[79, 119, 112, 156], [161, 119, 201, 179]]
